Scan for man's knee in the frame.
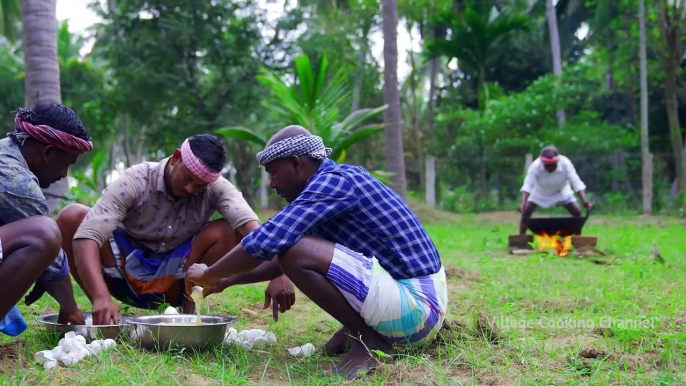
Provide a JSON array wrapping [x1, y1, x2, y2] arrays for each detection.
[[26, 216, 62, 260], [197, 219, 238, 244], [277, 237, 334, 275], [56, 203, 90, 230]]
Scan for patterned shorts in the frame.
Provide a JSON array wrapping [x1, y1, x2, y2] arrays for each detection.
[[326, 244, 448, 345]]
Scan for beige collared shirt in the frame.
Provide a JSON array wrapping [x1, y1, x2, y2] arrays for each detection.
[[74, 157, 259, 253]]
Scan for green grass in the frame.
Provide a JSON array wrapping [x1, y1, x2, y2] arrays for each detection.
[[2, 210, 685, 385]]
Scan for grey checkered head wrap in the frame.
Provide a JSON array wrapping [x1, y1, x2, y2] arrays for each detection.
[[256, 134, 332, 166]]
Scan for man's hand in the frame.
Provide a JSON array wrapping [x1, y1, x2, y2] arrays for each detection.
[[57, 308, 86, 325], [263, 276, 296, 322], [186, 263, 215, 288], [517, 202, 526, 213], [582, 200, 593, 210], [92, 297, 120, 325]]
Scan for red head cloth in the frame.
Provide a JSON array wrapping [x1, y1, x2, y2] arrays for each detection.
[[180, 139, 221, 184], [13, 116, 93, 155], [540, 155, 559, 165]]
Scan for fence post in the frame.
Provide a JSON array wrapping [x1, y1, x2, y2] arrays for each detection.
[[643, 153, 653, 214], [524, 153, 533, 175], [425, 155, 436, 208], [260, 168, 269, 209]]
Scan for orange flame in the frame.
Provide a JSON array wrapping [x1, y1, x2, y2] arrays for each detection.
[[535, 233, 572, 256]]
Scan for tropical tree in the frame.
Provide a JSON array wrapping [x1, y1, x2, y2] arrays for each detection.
[[216, 53, 387, 163], [657, 0, 686, 201], [425, 3, 530, 111]]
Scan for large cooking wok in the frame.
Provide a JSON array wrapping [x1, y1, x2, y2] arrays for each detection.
[[523, 207, 593, 237]]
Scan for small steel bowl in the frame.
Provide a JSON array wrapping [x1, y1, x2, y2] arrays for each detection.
[[35, 312, 131, 342], [127, 314, 237, 351]]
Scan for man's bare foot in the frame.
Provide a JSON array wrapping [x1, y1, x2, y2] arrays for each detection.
[[324, 339, 393, 380], [323, 327, 352, 356]]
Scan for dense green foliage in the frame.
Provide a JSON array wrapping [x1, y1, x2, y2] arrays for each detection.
[[1, 0, 684, 214]]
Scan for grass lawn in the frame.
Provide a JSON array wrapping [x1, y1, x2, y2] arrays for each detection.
[[1, 208, 685, 385]]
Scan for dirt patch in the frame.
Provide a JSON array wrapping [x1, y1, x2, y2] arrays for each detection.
[[445, 266, 481, 292], [609, 352, 662, 372], [578, 348, 606, 359], [179, 373, 221, 385], [0, 340, 26, 371], [475, 211, 521, 225]]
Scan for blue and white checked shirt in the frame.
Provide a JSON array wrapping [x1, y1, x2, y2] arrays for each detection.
[[241, 158, 442, 279]]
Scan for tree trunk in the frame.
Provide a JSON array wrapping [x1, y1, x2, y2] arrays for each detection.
[[21, 0, 64, 213], [425, 156, 436, 207], [639, 0, 652, 214], [122, 113, 132, 167], [658, 0, 686, 199], [546, 0, 566, 126], [381, 0, 407, 198], [407, 24, 424, 198]]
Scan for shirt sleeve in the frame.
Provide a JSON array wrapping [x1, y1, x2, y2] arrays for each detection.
[[210, 178, 260, 230], [73, 171, 140, 247], [563, 157, 587, 192], [0, 176, 68, 282], [240, 172, 358, 261], [520, 160, 538, 193]]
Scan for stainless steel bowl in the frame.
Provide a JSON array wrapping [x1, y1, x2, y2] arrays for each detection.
[[127, 314, 237, 351], [36, 312, 131, 342]]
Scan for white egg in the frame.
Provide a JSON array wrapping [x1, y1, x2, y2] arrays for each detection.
[[74, 335, 87, 344], [64, 331, 76, 339], [88, 340, 102, 354], [102, 339, 116, 349], [163, 306, 180, 315]]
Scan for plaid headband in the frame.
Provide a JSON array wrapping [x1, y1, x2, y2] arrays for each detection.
[[180, 139, 221, 184], [256, 134, 332, 166]]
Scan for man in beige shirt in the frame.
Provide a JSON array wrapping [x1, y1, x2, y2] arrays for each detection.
[[57, 134, 295, 325]]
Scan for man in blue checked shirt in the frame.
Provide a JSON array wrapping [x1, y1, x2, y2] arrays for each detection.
[[187, 125, 448, 379]]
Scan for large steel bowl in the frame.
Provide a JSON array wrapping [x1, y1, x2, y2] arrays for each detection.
[[127, 314, 237, 351], [36, 312, 131, 342]]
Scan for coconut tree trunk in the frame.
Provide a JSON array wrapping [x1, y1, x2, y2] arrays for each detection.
[[381, 0, 407, 198], [21, 0, 64, 213], [639, 0, 652, 214], [546, 0, 566, 126]]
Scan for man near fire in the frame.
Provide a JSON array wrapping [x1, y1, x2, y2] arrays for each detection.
[[187, 125, 448, 380], [57, 134, 295, 325], [1, 104, 94, 337], [518, 146, 593, 235]]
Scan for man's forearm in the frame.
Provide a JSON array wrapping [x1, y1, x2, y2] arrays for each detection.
[[521, 192, 530, 203], [227, 259, 284, 285], [43, 276, 80, 312], [204, 244, 263, 283], [73, 239, 111, 302]]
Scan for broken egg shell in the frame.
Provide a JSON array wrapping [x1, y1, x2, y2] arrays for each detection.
[[43, 360, 58, 370], [34, 350, 54, 364]]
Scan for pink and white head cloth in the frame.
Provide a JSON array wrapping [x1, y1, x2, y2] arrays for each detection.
[[180, 139, 221, 184], [11, 108, 93, 154]]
